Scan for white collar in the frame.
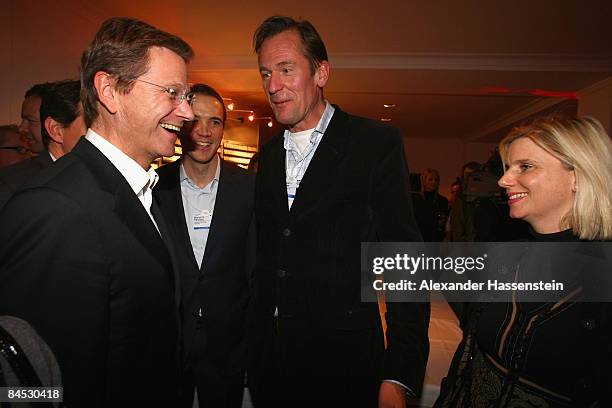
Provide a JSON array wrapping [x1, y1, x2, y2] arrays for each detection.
[[179, 155, 220, 190], [85, 129, 158, 195]]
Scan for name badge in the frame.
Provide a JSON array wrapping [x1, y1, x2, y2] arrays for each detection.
[[194, 210, 212, 230]]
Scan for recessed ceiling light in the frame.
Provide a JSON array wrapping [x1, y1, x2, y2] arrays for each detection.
[[383, 104, 396, 108], [380, 118, 392, 122]]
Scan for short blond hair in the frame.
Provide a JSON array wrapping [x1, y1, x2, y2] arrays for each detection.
[[499, 115, 612, 240]]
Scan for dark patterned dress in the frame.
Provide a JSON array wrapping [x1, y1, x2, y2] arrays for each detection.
[[434, 230, 612, 408]]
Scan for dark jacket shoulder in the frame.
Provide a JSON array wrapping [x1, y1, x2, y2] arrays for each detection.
[[10, 139, 130, 211], [0, 152, 53, 192], [259, 105, 403, 154]]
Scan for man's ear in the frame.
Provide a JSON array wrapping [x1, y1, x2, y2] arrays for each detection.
[[315, 61, 330, 88], [44, 117, 64, 144], [94, 71, 119, 114]]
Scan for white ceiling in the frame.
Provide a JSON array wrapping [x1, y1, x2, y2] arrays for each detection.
[[3, 0, 611, 142]]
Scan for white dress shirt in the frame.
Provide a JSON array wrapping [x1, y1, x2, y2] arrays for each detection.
[[85, 129, 160, 233]]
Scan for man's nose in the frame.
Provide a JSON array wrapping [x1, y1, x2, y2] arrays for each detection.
[[18, 120, 28, 134], [176, 99, 194, 121], [193, 121, 212, 137], [266, 72, 282, 94]]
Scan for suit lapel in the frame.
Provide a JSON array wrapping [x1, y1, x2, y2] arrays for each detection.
[[264, 137, 291, 218], [111, 181, 173, 273], [156, 162, 199, 271], [199, 161, 234, 273], [151, 195, 182, 308], [288, 107, 350, 220], [72, 139, 172, 273]]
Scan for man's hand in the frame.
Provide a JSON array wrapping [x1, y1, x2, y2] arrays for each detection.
[[378, 381, 407, 408]]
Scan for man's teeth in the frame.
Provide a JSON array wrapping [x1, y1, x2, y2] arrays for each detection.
[[160, 123, 181, 132], [196, 141, 211, 147], [509, 193, 528, 200]]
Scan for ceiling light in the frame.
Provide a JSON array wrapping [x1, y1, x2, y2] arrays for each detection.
[[380, 118, 392, 122], [248, 113, 255, 122], [383, 104, 396, 108], [267, 120, 273, 127], [222, 97, 234, 111]]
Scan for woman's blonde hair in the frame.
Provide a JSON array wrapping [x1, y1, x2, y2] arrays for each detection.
[[420, 168, 440, 194], [499, 115, 612, 240]]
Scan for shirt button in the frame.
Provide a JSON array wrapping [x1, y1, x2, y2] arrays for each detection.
[[581, 318, 596, 330], [282, 228, 292, 237]]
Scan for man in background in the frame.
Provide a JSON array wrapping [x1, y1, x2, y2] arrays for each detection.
[[39, 80, 86, 160], [18, 82, 51, 154], [0, 125, 28, 169], [0, 83, 54, 199], [413, 168, 449, 241], [155, 83, 255, 408], [0, 79, 86, 208]]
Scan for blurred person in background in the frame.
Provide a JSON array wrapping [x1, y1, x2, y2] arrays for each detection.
[[414, 168, 449, 241], [0, 125, 29, 169], [449, 161, 480, 242], [39, 79, 86, 160], [0, 79, 86, 209], [18, 82, 52, 154]]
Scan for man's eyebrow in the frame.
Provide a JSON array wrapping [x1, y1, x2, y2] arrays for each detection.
[[276, 61, 293, 68], [260, 60, 294, 71]]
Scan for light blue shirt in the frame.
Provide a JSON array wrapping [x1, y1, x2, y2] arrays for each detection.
[[180, 156, 220, 268]]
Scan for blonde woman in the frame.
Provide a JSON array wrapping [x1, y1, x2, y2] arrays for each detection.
[[435, 115, 612, 407]]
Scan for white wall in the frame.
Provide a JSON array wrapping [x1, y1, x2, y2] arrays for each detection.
[[1, 1, 96, 126], [578, 78, 612, 134]]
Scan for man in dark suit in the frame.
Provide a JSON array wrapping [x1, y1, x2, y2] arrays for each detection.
[[155, 84, 255, 408], [0, 17, 194, 407], [0, 83, 53, 204], [248, 16, 430, 408], [0, 80, 85, 209], [0, 139, 52, 198]]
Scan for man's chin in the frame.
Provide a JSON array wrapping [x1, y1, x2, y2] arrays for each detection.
[[158, 145, 178, 159], [271, 108, 292, 125], [186, 152, 216, 165]]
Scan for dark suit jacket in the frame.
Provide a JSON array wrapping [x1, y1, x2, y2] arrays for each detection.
[[250, 106, 430, 399], [0, 151, 53, 209], [155, 159, 255, 376], [0, 138, 179, 407]]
